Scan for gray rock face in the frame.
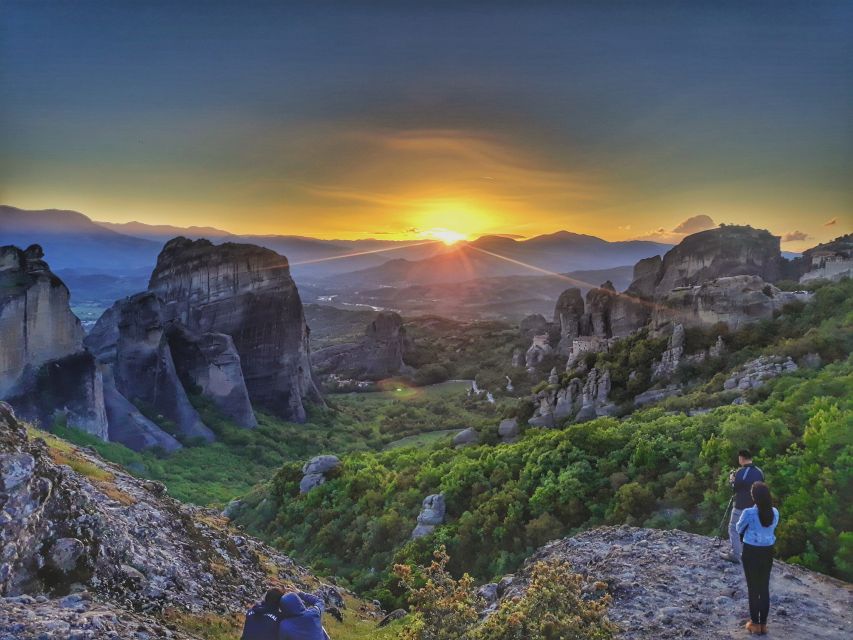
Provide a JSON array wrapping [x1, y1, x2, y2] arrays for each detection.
[[299, 455, 341, 493], [498, 418, 519, 442], [167, 324, 257, 428], [574, 368, 613, 422], [626, 255, 662, 298], [6, 351, 108, 439], [0, 245, 84, 396], [0, 403, 370, 637], [652, 323, 685, 380], [519, 314, 549, 337], [101, 372, 182, 452], [500, 526, 852, 640], [112, 293, 214, 443], [585, 281, 616, 338], [553, 288, 585, 355], [647, 226, 784, 297], [1, 245, 108, 439], [312, 311, 412, 381], [723, 355, 798, 393], [525, 334, 552, 369], [634, 385, 682, 407], [148, 237, 321, 422], [411, 494, 446, 539], [653, 275, 799, 330]]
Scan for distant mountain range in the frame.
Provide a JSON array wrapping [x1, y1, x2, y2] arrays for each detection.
[[2, 206, 670, 287], [327, 232, 671, 287]]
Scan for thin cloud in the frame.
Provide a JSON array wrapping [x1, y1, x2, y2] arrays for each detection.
[[672, 214, 716, 234], [781, 230, 810, 243], [824, 217, 837, 226]]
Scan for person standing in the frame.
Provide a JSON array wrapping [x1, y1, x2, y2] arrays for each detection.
[[736, 482, 779, 635], [724, 449, 764, 563]]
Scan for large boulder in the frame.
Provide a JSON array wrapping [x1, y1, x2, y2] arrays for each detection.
[[148, 238, 321, 422], [411, 494, 446, 539], [300, 455, 341, 493]]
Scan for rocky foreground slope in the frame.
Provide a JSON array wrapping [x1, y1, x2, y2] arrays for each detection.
[[0, 404, 378, 639], [499, 527, 852, 639]]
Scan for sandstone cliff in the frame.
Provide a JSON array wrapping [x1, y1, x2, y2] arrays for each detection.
[[0, 404, 380, 638], [148, 238, 320, 422], [0, 245, 108, 439], [0, 245, 84, 396], [312, 310, 413, 381]]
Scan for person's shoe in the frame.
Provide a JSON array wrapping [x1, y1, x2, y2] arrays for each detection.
[[720, 552, 740, 563], [759, 624, 768, 635], [744, 621, 762, 634]]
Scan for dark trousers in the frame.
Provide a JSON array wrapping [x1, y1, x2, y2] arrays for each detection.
[[742, 543, 773, 625]]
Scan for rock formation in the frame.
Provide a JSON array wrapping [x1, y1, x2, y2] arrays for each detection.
[[574, 368, 613, 422], [167, 324, 257, 428], [498, 526, 852, 640], [0, 245, 108, 438], [635, 225, 784, 297], [519, 313, 549, 337], [652, 275, 809, 329], [300, 454, 341, 493], [0, 245, 84, 395], [90, 293, 214, 444], [723, 355, 798, 392], [312, 310, 413, 381], [453, 427, 480, 447], [498, 418, 519, 442], [148, 237, 320, 422], [411, 493, 446, 539], [0, 404, 378, 637], [553, 288, 585, 354], [651, 323, 685, 380], [797, 233, 853, 283], [525, 334, 552, 370]]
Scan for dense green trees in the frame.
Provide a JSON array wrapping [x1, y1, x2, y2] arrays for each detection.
[[238, 359, 852, 608]]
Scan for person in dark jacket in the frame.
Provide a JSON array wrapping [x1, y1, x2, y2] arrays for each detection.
[[278, 591, 329, 640], [241, 588, 284, 640], [723, 449, 764, 563]]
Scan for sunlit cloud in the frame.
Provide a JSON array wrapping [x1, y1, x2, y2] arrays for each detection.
[[781, 230, 810, 243], [824, 217, 838, 226], [636, 215, 717, 243]]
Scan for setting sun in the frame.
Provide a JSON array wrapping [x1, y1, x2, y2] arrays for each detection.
[[422, 227, 468, 245]]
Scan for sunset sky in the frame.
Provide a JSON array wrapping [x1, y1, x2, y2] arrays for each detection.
[[1, 1, 851, 250]]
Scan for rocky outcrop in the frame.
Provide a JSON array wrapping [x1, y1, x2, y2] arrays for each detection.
[[553, 288, 585, 355], [312, 310, 413, 381], [453, 427, 480, 447], [411, 494, 446, 539], [300, 454, 341, 493], [498, 418, 519, 442], [5, 352, 108, 440], [148, 237, 321, 422], [0, 245, 85, 396], [519, 313, 549, 337], [574, 368, 613, 422], [500, 526, 852, 640], [1, 245, 108, 438], [111, 293, 213, 443], [723, 355, 798, 392], [586, 281, 616, 338], [525, 334, 552, 370], [0, 404, 377, 637], [651, 323, 685, 380], [167, 324, 257, 428], [626, 255, 662, 298], [633, 226, 784, 297], [652, 275, 810, 329]]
